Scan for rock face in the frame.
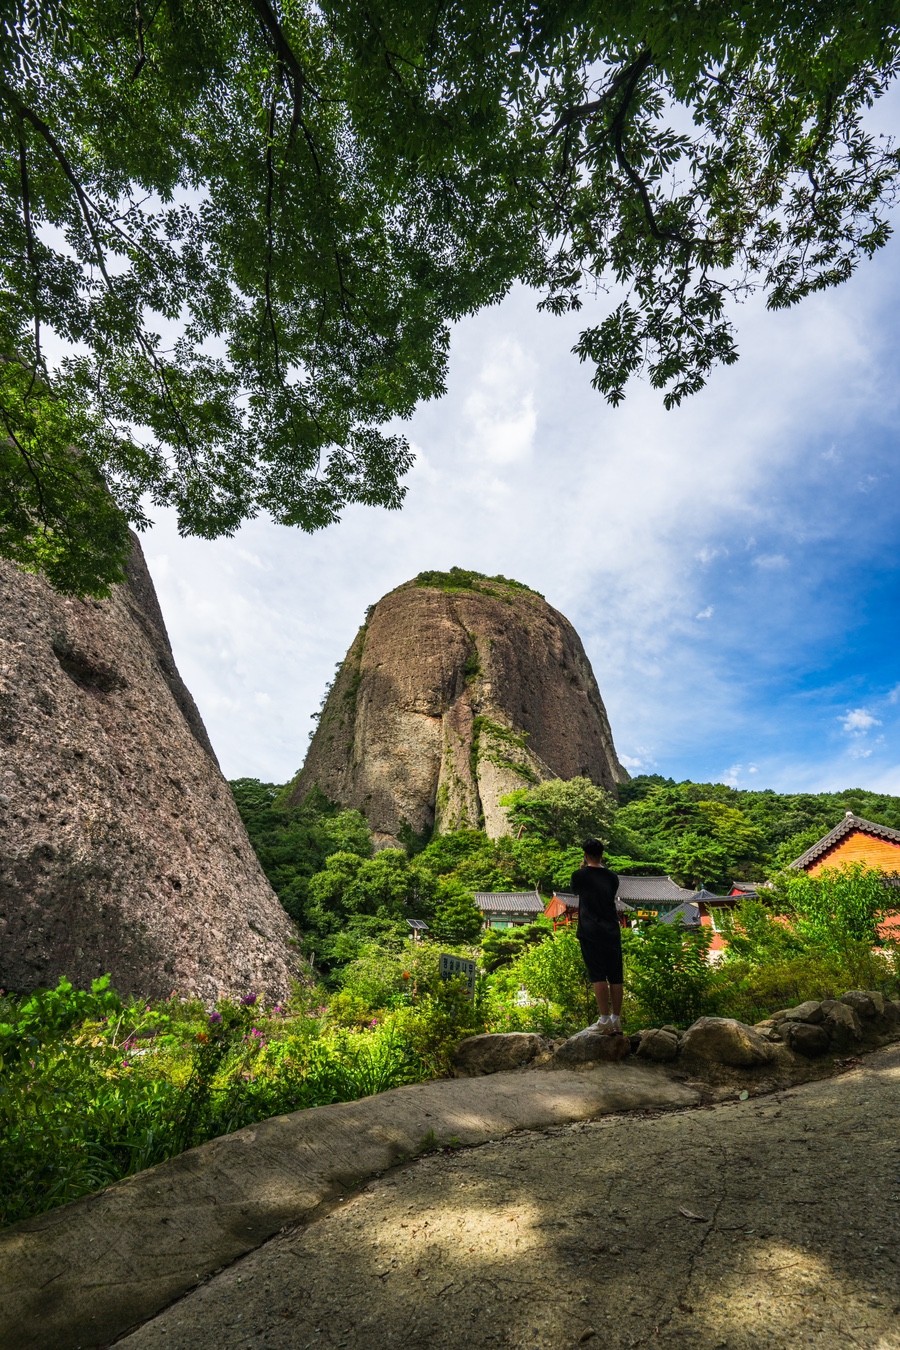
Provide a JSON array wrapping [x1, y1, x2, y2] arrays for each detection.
[[680, 1017, 774, 1067], [0, 537, 300, 1001], [288, 571, 627, 845], [779, 1022, 830, 1057], [636, 1028, 680, 1062], [550, 1027, 631, 1067], [454, 1032, 548, 1075]]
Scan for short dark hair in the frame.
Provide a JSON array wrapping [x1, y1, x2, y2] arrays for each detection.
[[582, 838, 604, 860]]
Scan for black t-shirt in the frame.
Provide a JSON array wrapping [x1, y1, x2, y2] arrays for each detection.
[[571, 865, 620, 933]]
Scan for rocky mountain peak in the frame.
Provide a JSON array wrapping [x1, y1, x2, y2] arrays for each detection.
[[287, 569, 627, 847]]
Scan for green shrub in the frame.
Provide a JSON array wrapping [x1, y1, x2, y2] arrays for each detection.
[[502, 777, 615, 847], [0, 961, 481, 1231], [430, 882, 484, 945], [706, 948, 897, 1027], [481, 921, 551, 973], [511, 929, 595, 1034], [623, 920, 716, 1028], [0, 975, 122, 1066], [774, 863, 891, 950], [714, 867, 900, 1017]]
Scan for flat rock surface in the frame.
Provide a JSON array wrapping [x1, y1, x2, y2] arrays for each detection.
[[119, 1045, 900, 1350], [0, 1063, 697, 1349]]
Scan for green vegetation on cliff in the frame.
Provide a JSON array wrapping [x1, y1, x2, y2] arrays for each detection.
[[413, 567, 543, 599]]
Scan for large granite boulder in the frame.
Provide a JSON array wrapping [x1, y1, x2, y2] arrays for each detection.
[[782, 1000, 826, 1024], [840, 990, 883, 1019], [680, 1017, 773, 1067], [0, 537, 300, 1002], [820, 1000, 863, 1051], [779, 1021, 831, 1058], [551, 1028, 631, 1068], [286, 571, 627, 846], [454, 1033, 548, 1075], [635, 1028, 680, 1063]]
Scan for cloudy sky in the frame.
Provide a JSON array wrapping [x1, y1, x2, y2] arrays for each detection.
[[143, 239, 900, 795]]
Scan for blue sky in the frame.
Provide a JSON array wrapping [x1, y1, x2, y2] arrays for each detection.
[[143, 234, 900, 795]]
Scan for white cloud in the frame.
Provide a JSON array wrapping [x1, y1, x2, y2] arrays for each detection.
[[722, 764, 742, 787], [140, 233, 900, 785], [462, 337, 537, 466], [841, 708, 882, 735], [237, 549, 268, 570]]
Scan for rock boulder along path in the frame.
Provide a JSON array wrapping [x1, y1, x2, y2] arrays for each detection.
[[120, 1046, 900, 1350]]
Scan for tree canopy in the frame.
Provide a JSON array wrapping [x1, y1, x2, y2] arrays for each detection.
[[5, 1, 900, 592]]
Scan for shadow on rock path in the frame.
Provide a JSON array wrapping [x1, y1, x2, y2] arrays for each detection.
[[118, 1046, 900, 1350]]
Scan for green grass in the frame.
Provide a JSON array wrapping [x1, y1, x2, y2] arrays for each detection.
[[0, 973, 476, 1230]]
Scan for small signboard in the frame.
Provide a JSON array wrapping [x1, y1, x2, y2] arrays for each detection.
[[439, 953, 477, 1000]]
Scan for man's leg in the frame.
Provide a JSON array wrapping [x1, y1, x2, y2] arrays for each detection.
[[593, 981, 610, 1015], [610, 983, 623, 1017]]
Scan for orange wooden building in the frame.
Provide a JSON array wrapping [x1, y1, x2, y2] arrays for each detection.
[[790, 811, 900, 941], [790, 811, 900, 876]]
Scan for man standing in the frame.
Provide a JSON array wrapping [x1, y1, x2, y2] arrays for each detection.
[[571, 839, 623, 1034]]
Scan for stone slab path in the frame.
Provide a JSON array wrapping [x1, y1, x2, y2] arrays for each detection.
[[1, 1061, 696, 1349], [118, 1045, 900, 1350]]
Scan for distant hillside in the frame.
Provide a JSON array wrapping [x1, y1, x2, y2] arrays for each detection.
[[609, 776, 900, 888], [232, 773, 900, 968]]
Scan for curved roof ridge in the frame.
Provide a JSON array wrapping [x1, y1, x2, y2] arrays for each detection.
[[790, 812, 900, 869]]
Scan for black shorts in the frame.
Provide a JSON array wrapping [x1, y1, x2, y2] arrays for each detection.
[[578, 926, 623, 984]]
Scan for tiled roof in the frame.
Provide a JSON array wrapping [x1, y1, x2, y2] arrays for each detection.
[[790, 812, 900, 870], [615, 875, 697, 903], [659, 900, 701, 928], [472, 891, 544, 913], [551, 892, 634, 913]]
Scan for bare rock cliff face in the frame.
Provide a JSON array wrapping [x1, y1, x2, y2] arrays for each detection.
[[0, 537, 300, 1001], [288, 574, 627, 846]]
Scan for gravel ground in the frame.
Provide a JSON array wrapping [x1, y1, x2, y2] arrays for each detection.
[[118, 1046, 900, 1350]]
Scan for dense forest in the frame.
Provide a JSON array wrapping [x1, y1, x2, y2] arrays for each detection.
[[231, 775, 900, 974]]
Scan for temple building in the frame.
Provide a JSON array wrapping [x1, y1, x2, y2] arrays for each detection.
[[790, 811, 900, 942], [789, 811, 900, 876], [472, 890, 545, 930]]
